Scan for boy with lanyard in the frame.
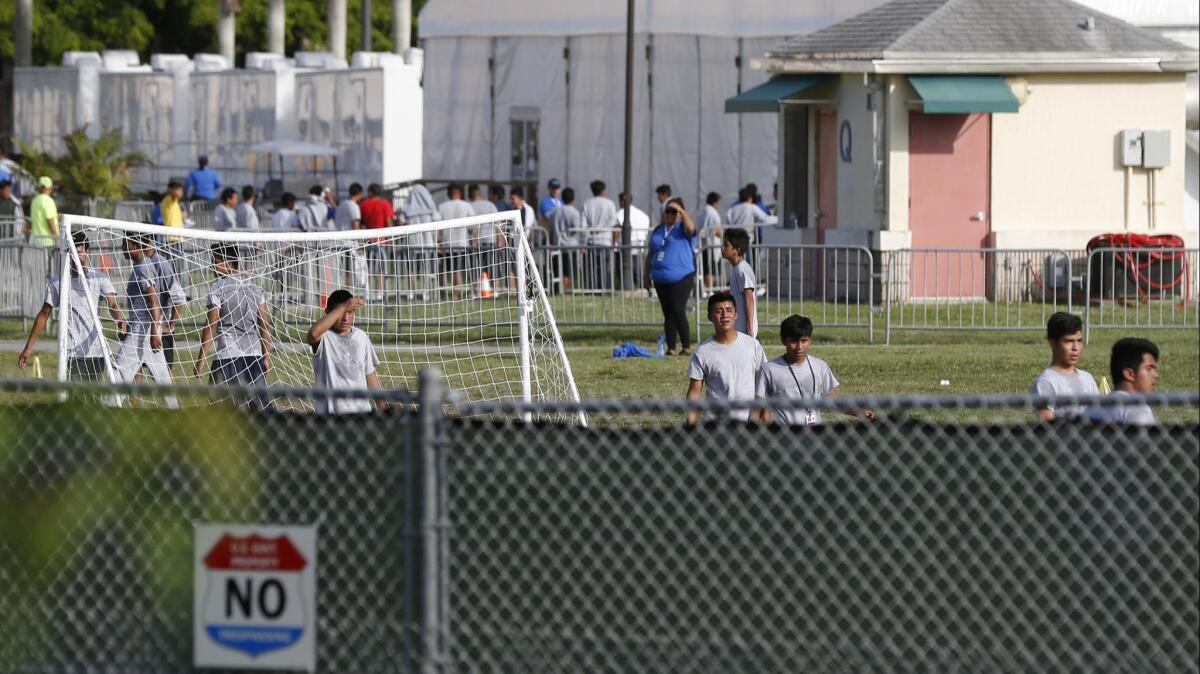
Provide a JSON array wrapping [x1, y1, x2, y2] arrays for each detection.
[[759, 315, 874, 425], [18, 232, 128, 381], [1032, 312, 1099, 422], [114, 233, 179, 407]]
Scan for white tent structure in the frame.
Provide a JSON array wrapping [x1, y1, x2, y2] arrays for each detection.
[[418, 0, 887, 215], [419, 0, 1198, 225]]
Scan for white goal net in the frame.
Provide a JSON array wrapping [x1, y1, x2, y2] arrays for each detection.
[[55, 212, 583, 420]]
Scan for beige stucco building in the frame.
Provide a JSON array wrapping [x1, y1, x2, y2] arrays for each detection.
[[732, 0, 1199, 256]]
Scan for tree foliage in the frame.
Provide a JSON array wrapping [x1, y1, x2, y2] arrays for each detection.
[[16, 127, 151, 198], [0, 0, 426, 67]]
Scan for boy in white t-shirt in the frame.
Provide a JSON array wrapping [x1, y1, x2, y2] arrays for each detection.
[[686, 291, 766, 425], [722, 228, 757, 337], [18, 232, 127, 381], [307, 289, 383, 414], [1084, 337, 1159, 426], [1031, 312, 1099, 422]]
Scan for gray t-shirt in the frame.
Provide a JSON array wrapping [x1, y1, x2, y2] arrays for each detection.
[[45, 272, 116, 359], [581, 196, 619, 245], [687, 333, 767, 421], [335, 199, 362, 231], [1084, 391, 1157, 426], [214, 204, 237, 231], [729, 259, 757, 336], [438, 199, 476, 247], [547, 204, 583, 246], [700, 204, 722, 246], [150, 252, 187, 325], [726, 202, 767, 226], [1031, 367, 1100, 419], [759, 355, 840, 426], [470, 199, 499, 216], [235, 202, 260, 229], [312, 326, 380, 414], [125, 258, 158, 327], [207, 275, 266, 360]]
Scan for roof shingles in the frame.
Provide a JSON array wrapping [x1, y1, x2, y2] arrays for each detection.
[[768, 0, 1193, 60]]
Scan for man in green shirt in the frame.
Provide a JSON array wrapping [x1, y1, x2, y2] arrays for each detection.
[[29, 176, 59, 248]]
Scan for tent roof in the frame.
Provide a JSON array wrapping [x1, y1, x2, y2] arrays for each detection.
[[418, 0, 1198, 40], [417, 0, 889, 39], [248, 140, 339, 157]]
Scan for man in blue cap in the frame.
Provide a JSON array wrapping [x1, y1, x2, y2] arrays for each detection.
[[184, 155, 222, 201], [538, 178, 563, 222]]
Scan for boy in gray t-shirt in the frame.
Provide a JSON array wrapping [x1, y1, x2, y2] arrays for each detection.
[[307, 289, 382, 414], [1084, 337, 1160, 426], [1032, 312, 1099, 422], [194, 244, 272, 390], [759, 315, 874, 425], [686, 291, 766, 424], [722, 228, 757, 337]]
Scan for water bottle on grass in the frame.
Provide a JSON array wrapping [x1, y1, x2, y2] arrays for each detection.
[[656, 334, 666, 357]]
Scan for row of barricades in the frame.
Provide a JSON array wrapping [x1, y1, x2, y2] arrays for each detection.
[[1, 237, 1195, 343]]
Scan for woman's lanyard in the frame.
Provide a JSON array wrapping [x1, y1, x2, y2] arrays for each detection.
[[655, 224, 676, 262], [787, 357, 818, 399]]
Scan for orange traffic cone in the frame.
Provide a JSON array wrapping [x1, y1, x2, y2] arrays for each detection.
[[478, 271, 494, 299]]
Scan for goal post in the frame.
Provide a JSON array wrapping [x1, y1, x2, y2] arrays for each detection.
[[56, 211, 584, 421]]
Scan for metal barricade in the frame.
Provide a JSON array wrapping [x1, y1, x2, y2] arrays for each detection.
[[884, 248, 1076, 343], [700, 243, 876, 340], [1085, 247, 1199, 342], [0, 242, 53, 326]]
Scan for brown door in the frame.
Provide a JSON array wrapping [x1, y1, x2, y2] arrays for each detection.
[[815, 110, 839, 239], [908, 112, 991, 299], [813, 110, 839, 298]]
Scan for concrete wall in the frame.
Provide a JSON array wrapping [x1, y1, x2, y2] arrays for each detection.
[[990, 73, 1190, 250]]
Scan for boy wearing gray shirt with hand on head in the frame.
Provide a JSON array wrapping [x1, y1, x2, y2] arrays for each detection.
[[307, 289, 383, 414]]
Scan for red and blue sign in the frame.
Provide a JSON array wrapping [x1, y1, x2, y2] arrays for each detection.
[[195, 526, 317, 670]]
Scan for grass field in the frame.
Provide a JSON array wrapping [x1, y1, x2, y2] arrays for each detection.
[[2, 309, 1196, 423]]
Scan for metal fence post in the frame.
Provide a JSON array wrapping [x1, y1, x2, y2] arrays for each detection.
[[414, 367, 450, 674]]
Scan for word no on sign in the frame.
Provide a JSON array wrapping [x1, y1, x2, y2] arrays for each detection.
[[194, 524, 318, 671]]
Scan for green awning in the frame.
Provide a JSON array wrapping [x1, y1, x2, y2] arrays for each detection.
[[908, 75, 1020, 114], [725, 75, 829, 113]]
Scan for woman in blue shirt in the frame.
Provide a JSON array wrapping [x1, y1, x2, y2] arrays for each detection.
[[644, 197, 698, 355]]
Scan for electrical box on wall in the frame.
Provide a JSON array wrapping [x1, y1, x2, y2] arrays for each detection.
[[1142, 130, 1171, 168], [1119, 129, 1143, 167]]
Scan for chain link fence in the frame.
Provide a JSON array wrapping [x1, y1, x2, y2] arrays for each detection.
[[0, 378, 1197, 673]]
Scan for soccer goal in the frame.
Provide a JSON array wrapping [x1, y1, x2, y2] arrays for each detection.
[[55, 211, 583, 420]]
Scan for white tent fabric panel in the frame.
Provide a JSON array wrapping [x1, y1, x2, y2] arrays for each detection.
[[423, 37, 493, 180], [698, 37, 743, 212], [491, 37, 569, 184], [565, 34, 652, 214], [651, 36, 703, 212], [739, 37, 782, 204], [420, 0, 889, 39]]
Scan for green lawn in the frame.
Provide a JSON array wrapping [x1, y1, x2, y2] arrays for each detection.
[[2, 311, 1196, 424]]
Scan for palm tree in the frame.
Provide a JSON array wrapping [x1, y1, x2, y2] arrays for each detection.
[[17, 127, 152, 199]]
